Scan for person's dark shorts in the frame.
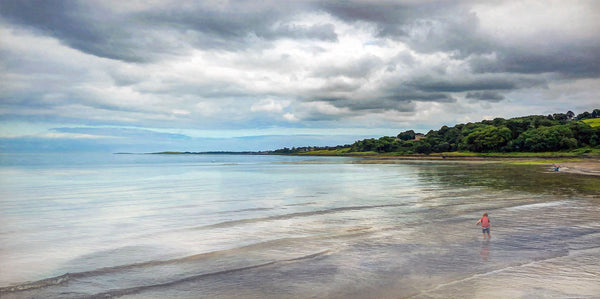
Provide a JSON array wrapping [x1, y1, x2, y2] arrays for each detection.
[[482, 227, 490, 234]]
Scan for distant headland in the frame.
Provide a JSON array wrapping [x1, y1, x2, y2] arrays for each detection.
[[149, 151, 271, 155], [270, 109, 600, 158], [131, 109, 600, 159]]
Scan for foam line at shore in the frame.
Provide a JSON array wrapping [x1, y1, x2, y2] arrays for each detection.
[[0, 235, 333, 295], [192, 203, 411, 230], [87, 250, 331, 299]]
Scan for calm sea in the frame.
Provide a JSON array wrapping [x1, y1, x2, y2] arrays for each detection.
[[0, 153, 599, 298]]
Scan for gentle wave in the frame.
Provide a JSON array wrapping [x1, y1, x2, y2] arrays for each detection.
[[134, 203, 400, 240], [0, 274, 71, 294], [413, 245, 600, 298], [193, 203, 410, 230], [0, 249, 330, 297], [505, 200, 568, 211], [0, 234, 334, 295], [86, 249, 331, 299], [215, 207, 275, 214], [412, 254, 568, 298]]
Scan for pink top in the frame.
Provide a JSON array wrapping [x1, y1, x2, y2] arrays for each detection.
[[480, 216, 490, 228]]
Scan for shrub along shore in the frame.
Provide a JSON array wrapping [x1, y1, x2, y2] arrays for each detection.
[[275, 110, 600, 156], [292, 149, 600, 177], [274, 110, 600, 176]]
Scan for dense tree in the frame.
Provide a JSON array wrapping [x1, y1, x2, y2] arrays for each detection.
[[397, 130, 416, 141], [505, 118, 531, 139], [569, 121, 597, 146], [552, 113, 569, 124], [375, 136, 397, 153], [415, 142, 432, 154], [533, 117, 555, 128], [577, 111, 591, 120], [579, 109, 600, 119], [464, 126, 512, 152], [273, 109, 600, 155], [514, 125, 576, 152]]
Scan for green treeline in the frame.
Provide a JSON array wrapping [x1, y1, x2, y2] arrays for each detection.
[[274, 109, 600, 155]]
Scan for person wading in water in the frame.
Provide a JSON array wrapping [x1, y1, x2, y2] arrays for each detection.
[[476, 212, 491, 240]]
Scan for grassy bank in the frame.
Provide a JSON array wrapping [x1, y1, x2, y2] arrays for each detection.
[[583, 118, 600, 127], [294, 147, 600, 160]]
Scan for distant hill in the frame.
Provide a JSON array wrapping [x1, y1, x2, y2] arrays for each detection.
[[274, 109, 600, 155]]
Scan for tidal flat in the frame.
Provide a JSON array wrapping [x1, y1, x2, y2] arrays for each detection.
[[0, 154, 598, 298]]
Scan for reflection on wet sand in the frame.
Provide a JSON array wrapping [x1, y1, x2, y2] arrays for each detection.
[[1, 158, 598, 298], [480, 242, 490, 261]]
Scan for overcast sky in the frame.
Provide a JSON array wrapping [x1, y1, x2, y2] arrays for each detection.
[[1, 0, 599, 152]]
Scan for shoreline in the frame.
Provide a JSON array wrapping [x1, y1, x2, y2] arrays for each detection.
[[554, 161, 600, 176], [307, 153, 600, 177], [139, 151, 600, 177]]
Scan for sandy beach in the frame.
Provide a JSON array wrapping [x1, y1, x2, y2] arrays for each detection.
[[556, 160, 600, 176], [352, 154, 600, 177], [1, 153, 599, 298]]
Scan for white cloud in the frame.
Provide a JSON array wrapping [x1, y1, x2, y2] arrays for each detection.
[[250, 98, 290, 113], [1, 1, 599, 151], [283, 113, 298, 122], [473, 1, 600, 42], [171, 109, 190, 115], [41, 132, 118, 139]]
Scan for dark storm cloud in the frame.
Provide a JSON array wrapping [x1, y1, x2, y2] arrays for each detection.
[[0, 0, 335, 62], [410, 76, 515, 93], [319, 97, 418, 112], [0, 0, 152, 62], [384, 92, 456, 103], [320, 1, 492, 57], [465, 91, 505, 102], [405, 14, 494, 58], [407, 75, 546, 93], [318, 0, 454, 38], [470, 44, 600, 78], [308, 88, 451, 120], [137, 2, 337, 51], [317, 80, 363, 93], [2, 0, 597, 79], [305, 76, 458, 117], [1, 0, 599, 138], [322, 0, 600, 78]]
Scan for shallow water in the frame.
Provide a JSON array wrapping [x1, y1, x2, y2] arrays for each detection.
[[0, 154, 598, 298]]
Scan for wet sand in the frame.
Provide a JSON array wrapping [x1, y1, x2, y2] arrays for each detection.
[[352, 155, 600, 177], [556, 160, 600, 176], [2, 154, 598, 298]]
